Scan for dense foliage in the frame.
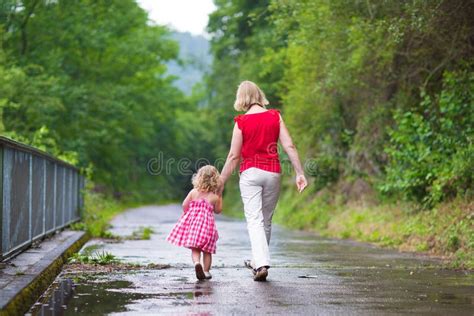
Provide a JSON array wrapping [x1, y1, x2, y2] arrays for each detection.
[[0, 0, 213, 200], [207, 0, 474, 207], [383, 69, 473, 206], [1, 1, 472, 210]]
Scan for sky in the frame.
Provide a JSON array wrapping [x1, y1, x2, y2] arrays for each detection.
[[136, 0, 216, 36]]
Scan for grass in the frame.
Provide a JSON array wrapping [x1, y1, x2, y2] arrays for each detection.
[[223, 179, 473, 269], [127, 226, 155, 240], [68, 251, 120, 265], [70, 190, 135, 238], [338, 202, 473, 269], [66, 245, 168, 271]]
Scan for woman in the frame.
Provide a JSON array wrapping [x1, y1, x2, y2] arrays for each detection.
[[220, 80, 307, 281]]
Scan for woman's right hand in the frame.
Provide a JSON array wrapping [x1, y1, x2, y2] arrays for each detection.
[[296, 174, 308, 193], [217, 176, 225, 196]]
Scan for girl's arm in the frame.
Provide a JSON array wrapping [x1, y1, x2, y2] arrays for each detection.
[[213, 194, 222, 214], [220, 123, 243, 186], [279, 116, 308, 192], [182, 189, 195, 212]]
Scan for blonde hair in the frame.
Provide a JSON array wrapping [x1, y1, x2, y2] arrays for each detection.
[[192, 165, 220, 194], [234, 80, 269, 111]]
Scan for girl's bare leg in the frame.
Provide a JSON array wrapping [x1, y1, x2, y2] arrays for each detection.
[[203, 252, 212, 272], [192, 248, 201, 264]]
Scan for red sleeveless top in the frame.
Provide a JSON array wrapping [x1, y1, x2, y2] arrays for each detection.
[[234, 109, 281, 173]]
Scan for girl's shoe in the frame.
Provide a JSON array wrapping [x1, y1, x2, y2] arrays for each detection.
[[194, 262, 206, 280], [204, 272, 212, 279]]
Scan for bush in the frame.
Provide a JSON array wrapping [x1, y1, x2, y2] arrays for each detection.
[[305, 154, 340, 190], [382, 69, 474, 206]]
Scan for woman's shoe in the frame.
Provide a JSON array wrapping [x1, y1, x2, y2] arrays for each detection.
[[194, 262, 206, 280], [244, 260, 256, 275], [204, 272, 212, 279], [253, 267, 268, 282]]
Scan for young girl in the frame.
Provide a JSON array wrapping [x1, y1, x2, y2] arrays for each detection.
[[166, 165, 222, 280]]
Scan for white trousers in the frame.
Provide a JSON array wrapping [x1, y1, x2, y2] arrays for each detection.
[[239, 167, 280, 269]]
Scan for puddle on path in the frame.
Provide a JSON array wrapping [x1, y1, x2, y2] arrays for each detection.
[[29, 270, 215, 315], [28, 278, 74, 315], [28, 278, 152, 315], [62, 280, 153, 315]]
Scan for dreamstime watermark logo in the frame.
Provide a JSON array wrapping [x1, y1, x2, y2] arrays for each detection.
[[147, 152, 226, 176], [146, 151, 321, 177]]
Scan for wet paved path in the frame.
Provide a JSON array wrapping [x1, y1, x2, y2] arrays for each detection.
[[63, 204, 472, 315]]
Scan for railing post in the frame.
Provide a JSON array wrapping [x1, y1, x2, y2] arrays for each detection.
[[3, 149, 11, 259], [43, 159, 46, 236], [28, 155, 32, 243], [0, 145, 3, 261], [53, 164, 57, 231], [79, 176, 85, 218], [62, 168, 66, 226]]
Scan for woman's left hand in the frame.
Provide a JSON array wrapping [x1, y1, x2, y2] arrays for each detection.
[[296, 174, 308, 193]]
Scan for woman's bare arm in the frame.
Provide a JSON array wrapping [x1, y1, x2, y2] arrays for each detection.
[[279, 117, 308, 192], [220, 123, 243, 185]]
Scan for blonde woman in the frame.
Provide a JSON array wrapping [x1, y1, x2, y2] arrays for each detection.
[[220, 81, 307, 281], [167, 165, 222, 280]]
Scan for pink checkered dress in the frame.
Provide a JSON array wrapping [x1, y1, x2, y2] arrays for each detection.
[[166, 199, 219, 254]]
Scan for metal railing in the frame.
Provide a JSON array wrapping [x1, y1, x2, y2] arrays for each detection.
[[0, 136, 84, 261]]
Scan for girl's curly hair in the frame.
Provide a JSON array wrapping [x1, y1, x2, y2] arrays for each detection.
[[192, 165, 220, 194]]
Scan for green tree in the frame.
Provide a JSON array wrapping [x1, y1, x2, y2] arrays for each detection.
[[0, 0, 197, 199], [207, 0, 474, 206]]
